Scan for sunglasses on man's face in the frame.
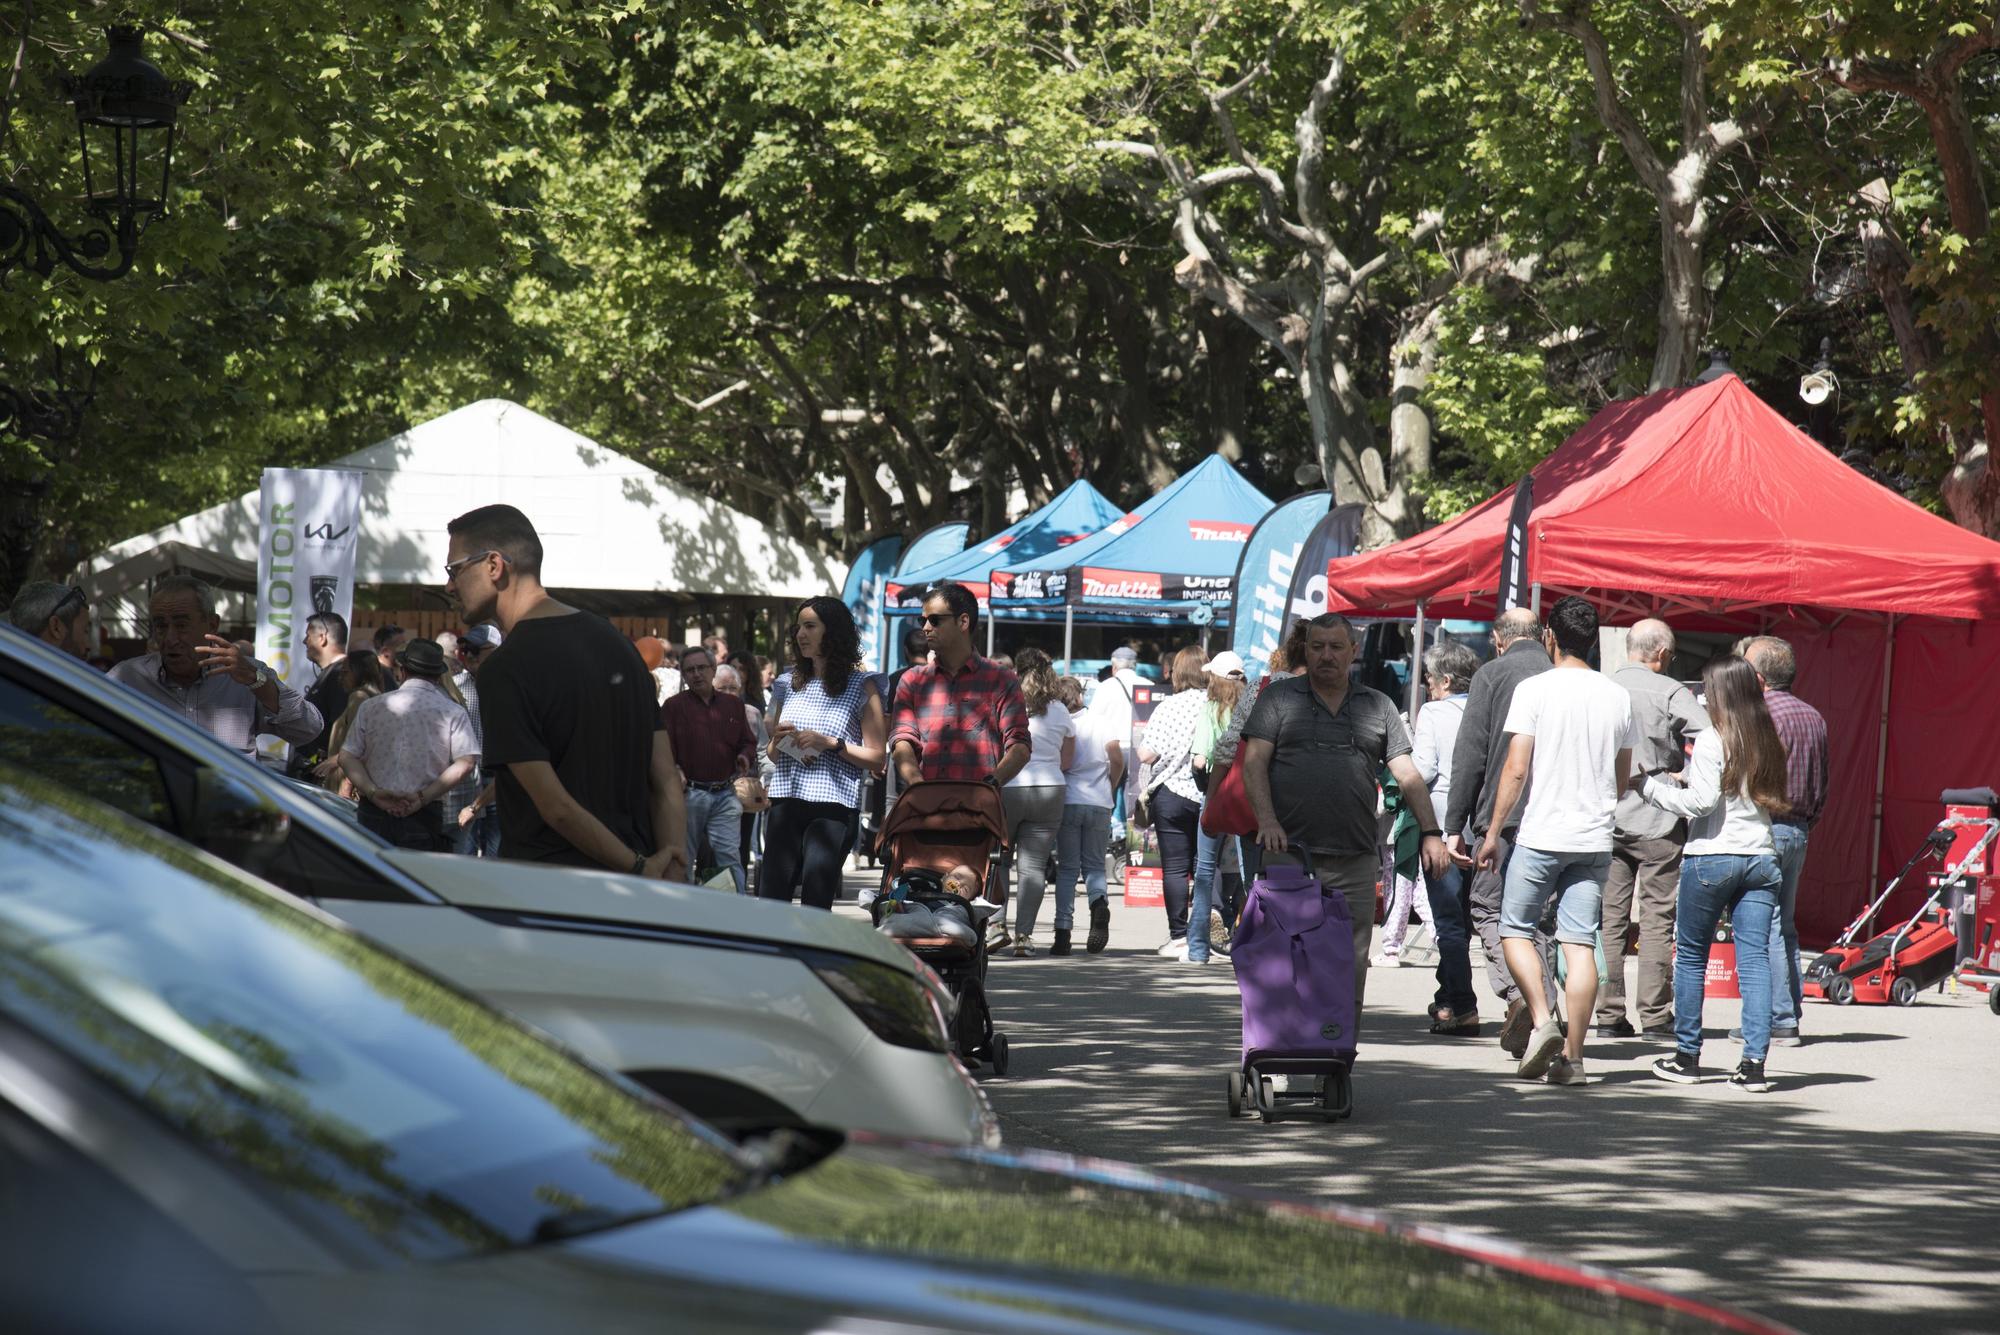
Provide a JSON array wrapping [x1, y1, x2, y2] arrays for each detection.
[[921, 612, 960, 627]]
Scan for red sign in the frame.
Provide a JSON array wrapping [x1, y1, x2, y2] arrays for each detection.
[[1081, 567, 1164, 600], [1103, 511, 1144, 537], [1188, 519, 1254, 542], [1124, 865, 1164, 908], [1703, 943, 1740, 1000]]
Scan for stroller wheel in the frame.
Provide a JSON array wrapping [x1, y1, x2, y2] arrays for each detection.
[[1891, 976, 1918, 1007], [1989, 986, 2000, 1017], [1226, 1071, 1244, 1118], [1321, 1069, 1354, 1121], [989, 1031, 1010, 1076], [1826, 975, 1854, 1006]]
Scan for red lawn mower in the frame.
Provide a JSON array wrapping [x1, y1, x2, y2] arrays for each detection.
[[1806, 788, 2000, 1008]]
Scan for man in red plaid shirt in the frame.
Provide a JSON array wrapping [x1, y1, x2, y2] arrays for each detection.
[[890, 582, 1031, 788]]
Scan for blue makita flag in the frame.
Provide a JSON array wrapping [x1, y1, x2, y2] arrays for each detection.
[[1227, 491, 1332, 680], [841, 534, 906, 671]]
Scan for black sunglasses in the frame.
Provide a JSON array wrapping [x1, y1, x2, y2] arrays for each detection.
[[920, 612, 961, 627]]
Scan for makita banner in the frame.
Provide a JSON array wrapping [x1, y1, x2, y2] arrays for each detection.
[[1227, 491, 1331, 680], [257, 467, 362, 685], [1285, 502, 1364, 639]]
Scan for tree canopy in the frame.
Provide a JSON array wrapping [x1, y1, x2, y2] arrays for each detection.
[[3, 0, 1997, 599]]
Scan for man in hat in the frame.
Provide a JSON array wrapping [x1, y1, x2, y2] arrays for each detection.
[[339, 636, 479, 851], [1093, 645, 1146, 846]]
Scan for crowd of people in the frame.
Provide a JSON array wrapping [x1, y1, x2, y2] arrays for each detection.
[[8, 505, 1830, 1093]]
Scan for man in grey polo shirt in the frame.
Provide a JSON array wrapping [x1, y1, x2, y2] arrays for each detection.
[[1598, 618, 1707, 1040], [1242, 612, 1452, 1009]]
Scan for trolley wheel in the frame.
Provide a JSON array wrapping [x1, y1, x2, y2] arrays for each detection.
[[1989, 985, 2000, 1017], [1226, 1071, 1244, 1118], [1826, 975, 1854, 1006], [989, 1032, 1010, 1076], [1891, 976, 1918, 1007], [1320, 1069, 1354, 1121], [1256, 1076, 1276, 1123]]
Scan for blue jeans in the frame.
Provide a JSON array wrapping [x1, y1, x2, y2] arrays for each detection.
[[1053, 803, 1112, 930], [1425, 863, 1476, 1017], [451, 804, 502, 857], [685, 786, 745, 893], [1188, 809, 1244, 963], [1674, 853, 1782, 1062], [1768, 824, 1809, 1030]]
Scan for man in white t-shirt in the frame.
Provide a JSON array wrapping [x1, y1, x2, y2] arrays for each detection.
[[1477, 596, 1634, 1087], [1091, 646, 1145, 845]]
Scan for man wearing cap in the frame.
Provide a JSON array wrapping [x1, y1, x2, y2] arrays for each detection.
[[340, 637, 479, 851], [1092, 645, 1146, 845], [447, 623, 504, 856]]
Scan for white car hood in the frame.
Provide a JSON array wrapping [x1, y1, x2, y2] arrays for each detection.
[[379, 852, 919, 975]]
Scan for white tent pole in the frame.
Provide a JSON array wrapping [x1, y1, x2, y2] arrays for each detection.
[[1408, 600, 1427, 722], [987, 610, 996, 657], [1866, 614, 1898, 900], [1062, 604, 1074, 669], [1530, 582, 1542, 617]]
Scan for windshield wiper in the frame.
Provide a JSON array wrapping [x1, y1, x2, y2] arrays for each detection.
[[529, 1205, 672, 1244]]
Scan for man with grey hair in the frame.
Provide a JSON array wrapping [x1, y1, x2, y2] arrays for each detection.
[[1445, 606, 1557, 1057], [108, 574, 322, 761], [7, 580, 90, 658], [1742, 635, 1827, 1046], [1598, 618, 1708, 1040]]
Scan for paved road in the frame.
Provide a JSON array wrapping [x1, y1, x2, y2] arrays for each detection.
[[918, 879, 2000, 1335]]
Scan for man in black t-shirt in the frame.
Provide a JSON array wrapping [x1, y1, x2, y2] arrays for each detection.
[[442, 504, 688, 877], [291, 611, 352, 776]]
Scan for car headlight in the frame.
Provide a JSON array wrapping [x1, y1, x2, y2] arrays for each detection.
[[800, 949, 949, 1053]]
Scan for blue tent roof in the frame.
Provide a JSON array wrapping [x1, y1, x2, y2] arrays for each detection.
[[883, 478, 1123, 614], [990, 454, 1274, 620]]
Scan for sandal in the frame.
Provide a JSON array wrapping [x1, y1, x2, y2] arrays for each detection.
[[1428, 1007, 1481, 1037]]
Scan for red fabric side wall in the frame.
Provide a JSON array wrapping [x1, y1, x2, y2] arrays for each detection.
[[1876, 619, 2000, 930], [1778, 621, 1888, 946]]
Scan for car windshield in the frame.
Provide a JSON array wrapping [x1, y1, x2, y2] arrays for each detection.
[[0, 765, 747, 1264]]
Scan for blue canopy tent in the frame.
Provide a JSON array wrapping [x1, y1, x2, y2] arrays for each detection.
[[988, 454, 1275, 663], [880, 478, 1124, 658]]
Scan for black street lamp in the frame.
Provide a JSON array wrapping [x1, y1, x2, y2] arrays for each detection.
[[0, 25, 191, 283]]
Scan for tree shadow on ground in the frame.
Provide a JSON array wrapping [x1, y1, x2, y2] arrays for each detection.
[[979, 947, 2000, 1335]]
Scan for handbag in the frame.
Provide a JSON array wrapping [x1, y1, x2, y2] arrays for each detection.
[[1200, 746, 1257, 837]]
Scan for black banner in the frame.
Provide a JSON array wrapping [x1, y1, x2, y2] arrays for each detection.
[[1498, 475, 1534, 612]]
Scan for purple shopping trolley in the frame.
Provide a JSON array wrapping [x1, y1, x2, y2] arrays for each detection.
[[1224, 852, 1357, 1123]]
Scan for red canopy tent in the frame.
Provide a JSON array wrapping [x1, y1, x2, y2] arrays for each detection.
[[1325, 374, 2000, 945]]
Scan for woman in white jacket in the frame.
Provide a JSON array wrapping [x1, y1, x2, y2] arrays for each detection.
[[1635, 655, 1792, 1093]]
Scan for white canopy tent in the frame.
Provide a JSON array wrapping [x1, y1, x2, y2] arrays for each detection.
[[87, 399, 845, 633]]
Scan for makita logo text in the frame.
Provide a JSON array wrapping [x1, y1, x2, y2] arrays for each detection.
[[1188, 520, 1253, 542]]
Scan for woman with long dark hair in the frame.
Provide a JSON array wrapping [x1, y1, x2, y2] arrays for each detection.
[[760, 596, 887, 910], [1639, 655, 1791, 1093]]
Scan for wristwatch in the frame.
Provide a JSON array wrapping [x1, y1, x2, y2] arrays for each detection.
[[252, 663, 272, 690], [1421, 828, 1443, 838], [630, 852, 647, 875]]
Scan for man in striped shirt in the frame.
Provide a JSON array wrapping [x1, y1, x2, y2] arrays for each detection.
[[1745, 636, 1829, 1046]]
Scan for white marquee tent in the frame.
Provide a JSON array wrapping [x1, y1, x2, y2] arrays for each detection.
[[87, 399, 845, 632]]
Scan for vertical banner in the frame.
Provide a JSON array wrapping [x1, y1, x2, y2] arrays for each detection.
[[1227, 490, 1331, 681], [841, 534, 906, 671], [256, 468, 363, 764], [1283, 503, 1364, 643], [1498, 475, 1535, 612]]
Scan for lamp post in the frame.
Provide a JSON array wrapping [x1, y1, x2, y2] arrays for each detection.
[[0, 25, 191, 283]]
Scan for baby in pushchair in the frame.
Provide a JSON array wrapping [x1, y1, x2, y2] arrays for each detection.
[[880, 863, 994, 947]]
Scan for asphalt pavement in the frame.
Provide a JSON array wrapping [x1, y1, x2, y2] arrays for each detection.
[[845, 867, 2000, 1335]]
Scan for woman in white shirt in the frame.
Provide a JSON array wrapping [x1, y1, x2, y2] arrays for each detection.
[[1003, 648, 1075, 955], [1051, 676, 1124, 955], [1136, 646, 1211, 958], [1637, 655, 1790, 1093]]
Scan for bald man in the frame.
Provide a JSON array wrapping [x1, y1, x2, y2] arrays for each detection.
[[1598, 619, 1708, 1040]]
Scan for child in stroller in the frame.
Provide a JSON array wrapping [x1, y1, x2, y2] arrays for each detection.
[[872, 781, 1012, 1075]]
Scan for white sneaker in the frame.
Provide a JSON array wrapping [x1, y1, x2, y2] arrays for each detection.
[[1156, 938, 1185, 957], [1369, 952, 1403, 969], [1547, 1056, 1590, 1086]]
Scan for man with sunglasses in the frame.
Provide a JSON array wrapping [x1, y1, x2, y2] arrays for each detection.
[[7, 581, 91, 659], [888, 582, 1030, 791]]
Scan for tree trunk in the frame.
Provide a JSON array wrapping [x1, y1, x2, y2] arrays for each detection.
[[1198, 309, 1255, 461], [1380, 304, 1448, 539], [1652, 202, 1707, 390]]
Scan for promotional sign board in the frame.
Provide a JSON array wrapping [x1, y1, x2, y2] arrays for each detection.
[[255, 467, 363, 764], [1280, 503, 1363, 643], [1227, 491, 1332, 681]]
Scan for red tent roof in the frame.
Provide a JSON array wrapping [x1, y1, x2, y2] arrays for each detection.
[[1327, 375, 2000, 623]]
